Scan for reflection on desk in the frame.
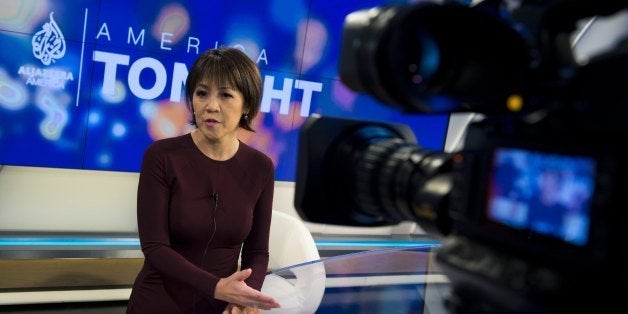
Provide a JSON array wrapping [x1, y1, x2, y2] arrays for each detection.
[[261, 245, 449, 314]]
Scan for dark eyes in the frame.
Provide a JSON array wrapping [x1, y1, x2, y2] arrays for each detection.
[[194, 89, 234, 98]]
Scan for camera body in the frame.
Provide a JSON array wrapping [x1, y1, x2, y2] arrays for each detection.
[[437, 112, 628, 312], [295, 110, 628, 312]]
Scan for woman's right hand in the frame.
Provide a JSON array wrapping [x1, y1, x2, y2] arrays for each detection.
[[214, 268, 281, 310]]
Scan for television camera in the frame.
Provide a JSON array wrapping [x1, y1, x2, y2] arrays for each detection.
[[294, 0, 628, 313]]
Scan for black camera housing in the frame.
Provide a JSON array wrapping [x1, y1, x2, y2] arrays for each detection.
[[449, 115, 610, 266], [294, 114, 421, 227], [435, 112, 628, 312], [294, 0, 628, 312]]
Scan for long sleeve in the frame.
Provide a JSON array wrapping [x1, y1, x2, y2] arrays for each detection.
[[136, 144, 220, 300], [240, 158, 275, 291]]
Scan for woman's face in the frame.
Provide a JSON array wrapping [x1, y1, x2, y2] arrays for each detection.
[[192, 80, 245, 143]]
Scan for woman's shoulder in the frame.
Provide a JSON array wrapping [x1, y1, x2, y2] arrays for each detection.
[[144, 133, 192, 156], [238, 141, 274, 169], [237, 141, 275, 184]]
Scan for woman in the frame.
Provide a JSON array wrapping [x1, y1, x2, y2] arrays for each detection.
[[127, 47, 281, 314]]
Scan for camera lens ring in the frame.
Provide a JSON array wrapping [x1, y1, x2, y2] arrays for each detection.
[[378, 142, 417, 222], [353, 138, 406, 221], [353, 136, 454, 225], [322, 120, 452, 226], [394, 146, 436, 221], [327, 124, 410, 225]]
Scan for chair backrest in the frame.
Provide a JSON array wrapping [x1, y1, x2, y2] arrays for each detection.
[[267, 210, 320, 270], [263, 210, 325, 314]]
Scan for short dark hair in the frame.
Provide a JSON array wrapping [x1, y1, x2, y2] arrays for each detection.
[[185, 47, 262, 132]]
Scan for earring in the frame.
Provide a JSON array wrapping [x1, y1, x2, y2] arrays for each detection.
[[243, 114, 249, 121]]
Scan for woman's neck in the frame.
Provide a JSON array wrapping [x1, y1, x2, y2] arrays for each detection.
[[191, 129, 239, 161]]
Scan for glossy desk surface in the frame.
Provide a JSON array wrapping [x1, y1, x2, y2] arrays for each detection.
[[262, 245, 450, 314], [0, 233, 449, 313]]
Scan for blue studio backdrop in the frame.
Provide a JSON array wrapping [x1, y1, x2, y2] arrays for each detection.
[[0, 0, 449, 181]]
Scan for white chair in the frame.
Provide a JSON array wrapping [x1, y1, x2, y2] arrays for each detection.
[[262, 210, 326, 314], [266, 210, 320, 270]]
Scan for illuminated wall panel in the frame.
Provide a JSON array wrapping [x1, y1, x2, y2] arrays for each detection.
[[0, 0, 448, 181]]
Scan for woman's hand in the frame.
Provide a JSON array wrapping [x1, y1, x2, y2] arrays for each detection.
[[214, 268, 281, 310], [223, 303, 261, 314]]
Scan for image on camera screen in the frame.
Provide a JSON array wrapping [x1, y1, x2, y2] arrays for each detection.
[[485, 147, 596, 246]]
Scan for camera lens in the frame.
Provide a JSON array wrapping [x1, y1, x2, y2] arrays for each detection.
[[339, 2, 530, 114], [325, 123, 453, 230]]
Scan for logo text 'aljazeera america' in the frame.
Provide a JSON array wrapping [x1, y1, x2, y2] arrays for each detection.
[[20, 12, 74, 89]]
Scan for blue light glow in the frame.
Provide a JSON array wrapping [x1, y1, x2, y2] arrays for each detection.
[[0, 237, 440, 249], [314, 240, 441, 248], [0, 237, 140, 246]]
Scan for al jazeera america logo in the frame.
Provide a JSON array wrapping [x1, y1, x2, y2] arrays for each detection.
[[17, 12, 74, 89]]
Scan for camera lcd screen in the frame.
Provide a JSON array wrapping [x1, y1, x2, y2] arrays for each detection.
[[486, 147, 596, 246]]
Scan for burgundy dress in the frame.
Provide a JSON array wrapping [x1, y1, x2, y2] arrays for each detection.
[[126, 134, 275, 314]]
